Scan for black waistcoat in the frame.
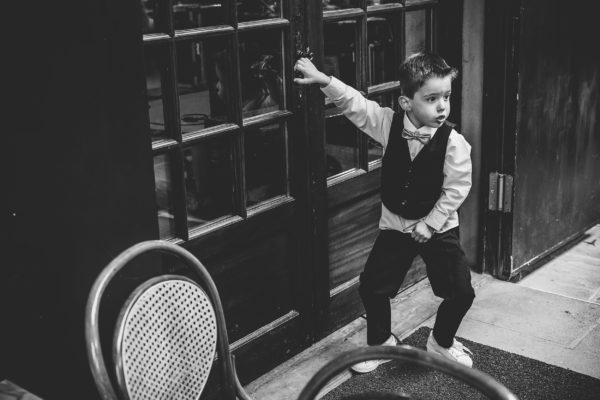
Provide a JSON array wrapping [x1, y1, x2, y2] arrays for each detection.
[[381, 112, 452, 219]]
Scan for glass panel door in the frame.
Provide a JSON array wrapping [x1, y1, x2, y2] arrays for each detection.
[[138, 0, 318, 385]]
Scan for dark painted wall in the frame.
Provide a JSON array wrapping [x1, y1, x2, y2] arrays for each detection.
[[4, 0, 157, 398], [512, 0, 600, 268]]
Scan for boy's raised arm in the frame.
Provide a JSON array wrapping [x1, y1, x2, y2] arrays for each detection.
[[293, 57, 392, 146], [294, 58, 332, 87]]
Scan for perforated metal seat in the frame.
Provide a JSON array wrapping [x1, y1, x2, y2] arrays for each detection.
[[85, 240, 252, 400]]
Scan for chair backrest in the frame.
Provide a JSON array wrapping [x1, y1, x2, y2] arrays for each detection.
[[85, 240, 249, 400], [296, 345, 519, 400], [113, 276, 217, 400]]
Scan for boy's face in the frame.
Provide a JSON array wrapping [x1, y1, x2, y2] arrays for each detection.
[[400, 75, 452, 129]]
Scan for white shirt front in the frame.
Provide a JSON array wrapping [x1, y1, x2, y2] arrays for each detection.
[[321, 77, 472, 234]]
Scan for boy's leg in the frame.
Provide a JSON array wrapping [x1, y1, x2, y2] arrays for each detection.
[[419, 227, 475, 348], [359, 230, 418, 345]]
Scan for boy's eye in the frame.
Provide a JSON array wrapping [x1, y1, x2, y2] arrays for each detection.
[[443, 95, 451, 100], [426, 97, 436, 103]]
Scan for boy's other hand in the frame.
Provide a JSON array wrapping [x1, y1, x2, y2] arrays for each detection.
[[411, 221, 433, 243], [294, 57, 331, 87]]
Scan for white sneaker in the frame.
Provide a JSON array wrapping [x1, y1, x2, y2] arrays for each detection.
[[350, 334, 398, 374], [426, 331, 473, 368]]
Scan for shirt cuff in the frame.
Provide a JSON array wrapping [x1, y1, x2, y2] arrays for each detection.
[[423, 208, 448, 232], [320, 76, 346, 100]]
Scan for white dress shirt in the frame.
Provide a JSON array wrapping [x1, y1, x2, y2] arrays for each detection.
[[321, 77, 472, 234]]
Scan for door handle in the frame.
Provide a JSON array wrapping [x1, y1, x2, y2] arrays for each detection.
[[296, 47, 314, 60], [294, 47, 315, 109], [295, 47, 315, 79]]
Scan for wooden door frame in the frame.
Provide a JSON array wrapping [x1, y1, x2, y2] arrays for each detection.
[[298, 0, 330, 340], [481, 0, 521, 279]]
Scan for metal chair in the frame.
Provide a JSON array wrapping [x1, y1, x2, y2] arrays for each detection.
[[297, 345, 519, 400], [85, 240, 252, 400]]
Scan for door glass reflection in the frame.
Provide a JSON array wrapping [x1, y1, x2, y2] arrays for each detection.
[[367, 93, 397, 163], [154, 153, 176, 238], [406, 9, 427, 57], [367, 15, 397, 86], [237, 0, 281, 22], [367, 0, 402, 5], [325, 116, 359, 178], [140, 0, 168, 34], [322, 0, 359, 11], [144, 45, 169, 139], [239, 30, 284, 118], [369, 92, 397, 112], [367, 136, 383, 163], [245, 123, 287, 206], [173, 1, 226, 30], [324, 20, 357, 89], [176, 37, 232, 134], [183, 137, 235, 228]]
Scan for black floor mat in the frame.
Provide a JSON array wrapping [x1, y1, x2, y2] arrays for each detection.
[[321, 327, 600, 400]]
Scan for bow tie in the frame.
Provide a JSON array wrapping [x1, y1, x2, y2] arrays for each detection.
[[402, 128, 431, 144]]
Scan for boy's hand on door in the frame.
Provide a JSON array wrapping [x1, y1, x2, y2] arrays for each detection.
[[294, 58, 331, 87], [412, 221, 433, 243]]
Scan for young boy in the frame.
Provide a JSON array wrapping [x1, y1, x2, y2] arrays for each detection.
[[294, 52, 475, 373]]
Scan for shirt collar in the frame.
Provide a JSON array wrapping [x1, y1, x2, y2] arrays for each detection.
[[403, 114, 438, 137]]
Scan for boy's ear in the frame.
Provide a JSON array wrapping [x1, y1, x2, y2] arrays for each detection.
[[398, 95, 412, 112]]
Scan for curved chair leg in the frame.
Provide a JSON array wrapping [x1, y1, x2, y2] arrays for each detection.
[[232, 354, 253, 400]]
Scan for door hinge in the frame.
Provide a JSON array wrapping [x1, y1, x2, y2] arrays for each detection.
[[488, 172, 513, 212]]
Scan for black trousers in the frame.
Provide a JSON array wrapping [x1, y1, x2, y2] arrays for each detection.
[[359, 227, 475, 348]]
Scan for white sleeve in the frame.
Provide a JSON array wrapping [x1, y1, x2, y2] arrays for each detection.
[[320, 77, 394, 147], [423, 131, 472, 231]]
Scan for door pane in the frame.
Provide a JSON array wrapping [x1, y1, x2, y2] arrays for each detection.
[[176, 37, 233, 134], [173, 1, 226, 30], [367, 0, 402, 4], [154, 153, 176, 238], [367, 92, 397, 163], [325, 116, 359, 178], [144, 44, 169, 139], [369, 92, 397, 111], [323, 0, 360, 10], [239, 30, 285, 118], [237, 0, 281, 22], [367, 15, 398, 86], [406, 9, 427, 57], [324, 20, 357, 88], [367, 136, 383, 164], [245, 122, 288, 206], [141, 0, 168, 34], [183, 137, 235, 228]]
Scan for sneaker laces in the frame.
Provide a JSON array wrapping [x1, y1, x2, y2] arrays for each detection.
[[387, 333, 400, 346], [450, 339, 473, 356]]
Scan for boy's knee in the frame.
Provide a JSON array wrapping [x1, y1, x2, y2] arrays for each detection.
[[435, 284, 474, 305], [456, 287, 475, 307], [359, 273, 397, 299]]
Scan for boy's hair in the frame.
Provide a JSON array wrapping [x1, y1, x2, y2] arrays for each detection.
[[399, 52, 458, 98]]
